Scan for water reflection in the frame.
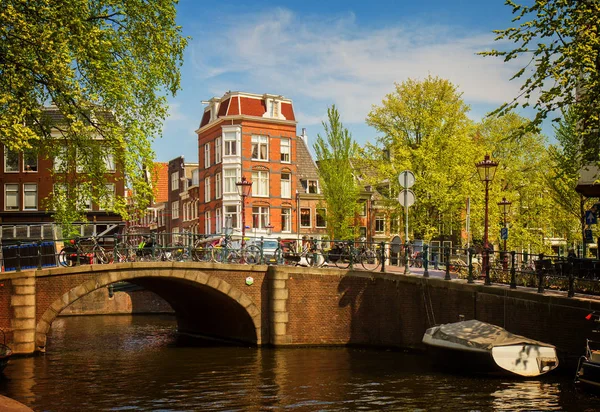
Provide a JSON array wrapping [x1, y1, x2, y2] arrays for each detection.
[[0, 315, 598, 411]]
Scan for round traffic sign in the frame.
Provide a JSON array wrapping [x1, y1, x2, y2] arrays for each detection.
[[398, 189, 415, 207], [398, 170, 415, 188]]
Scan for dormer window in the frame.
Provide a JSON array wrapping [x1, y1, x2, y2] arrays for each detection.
[[263, 95, 286, 120]]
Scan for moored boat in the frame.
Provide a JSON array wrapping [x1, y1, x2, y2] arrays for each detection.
[[422, 319, 559, 377], [575, 339, 600, 391]]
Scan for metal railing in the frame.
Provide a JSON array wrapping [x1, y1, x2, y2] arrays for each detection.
[[1, 234, 598, 298]]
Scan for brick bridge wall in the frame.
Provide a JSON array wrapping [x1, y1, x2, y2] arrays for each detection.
[[0, 264, 598, 365]]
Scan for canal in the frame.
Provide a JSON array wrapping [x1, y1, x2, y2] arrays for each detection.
[[0, 315, 598, 411]]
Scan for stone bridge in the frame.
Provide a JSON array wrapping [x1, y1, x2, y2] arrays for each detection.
[[1, 262, 599, 368]]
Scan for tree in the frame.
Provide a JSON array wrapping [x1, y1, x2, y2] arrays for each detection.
[[0, 0, 188, 226], [314, 106, 361, 240], [480, 0, 600, 149], [363, 76, 479, 243]]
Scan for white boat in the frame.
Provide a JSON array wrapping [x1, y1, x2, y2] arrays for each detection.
[[575, 339, 600, 391], [422, 319, 559, 377]]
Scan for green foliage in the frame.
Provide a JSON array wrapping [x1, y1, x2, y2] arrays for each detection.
[[0, 0, 188, 224], [480, 0, 600, 144], [363, 76, 479, 242], [313, 106, 361, 240]]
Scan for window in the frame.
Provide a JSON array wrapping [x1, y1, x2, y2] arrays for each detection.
[[225, 205, 238, 229], [23, 149, 38, 172], [282, 208, 291, 232], [5, 184, 18, 210], [300, 208, 311, 228], [215, 172, 222, 199], [308, 180, 318, 194], [4, 148, 18, 172], [281, 173, 291, 198], [171, 172, 179, 191], [316, 208, 327, 228], [104, 152, 115, 172], [204, 177, 211, 202], [215, 137, 222, 164], [23, 184, 37, 210], [252, 170, 269, 197], [252, 206, 270, 229], [192, 169, 199, 186], [375, 216, 385, 233], [224, 131, 237, 156], [216, 208, 222, 233], [172, 200, 179, 219], [359, 201, 367, 216], [205, 211, 211, 234], [224, 168, 238, 193], [54, 146, 67, 172], [280, 138, 290, 162], [204, 143, 210, 169], [251, 135, 268, 161], [99, 183, 115, 210]]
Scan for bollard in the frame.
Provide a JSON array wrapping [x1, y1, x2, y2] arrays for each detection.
[[380, 242, 386, 273], [537, 253, 545, 294], [444, 247, 451, 280], [404, 242, 409, 274], [510, 251, 517, 289], [567, 257, 575, 298], [467, 247, 474, 284], [37, 240, 43, 270], [423, 244, 429, 278]]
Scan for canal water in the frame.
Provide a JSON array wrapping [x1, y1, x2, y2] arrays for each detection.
[[0, 315, 598, 411]]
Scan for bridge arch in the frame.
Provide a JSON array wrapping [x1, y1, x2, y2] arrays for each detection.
[[35, 266, 262, 351]]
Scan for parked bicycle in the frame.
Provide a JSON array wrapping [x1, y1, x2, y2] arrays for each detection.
[[58, 236, 109, 267]]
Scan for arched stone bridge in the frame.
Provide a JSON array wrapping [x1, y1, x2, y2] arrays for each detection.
[[1, 262, 599, 365]]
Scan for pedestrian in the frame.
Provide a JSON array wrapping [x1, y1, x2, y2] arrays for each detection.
[[567, 248, 576, 259]]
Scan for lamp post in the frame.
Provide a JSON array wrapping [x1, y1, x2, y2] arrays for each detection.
[[476, 154, 499, 285], [498, 197, 512, 270], [236, 176, 253, 248]]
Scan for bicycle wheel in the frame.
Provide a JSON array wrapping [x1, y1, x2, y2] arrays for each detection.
[[93, 246, 109, 264], [58, 248, 75, 267], [360, 249, 380, 271], [243, 245, 261, 264]]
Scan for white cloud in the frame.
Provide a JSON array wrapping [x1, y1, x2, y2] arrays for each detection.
[[190, 8, 526, 127]]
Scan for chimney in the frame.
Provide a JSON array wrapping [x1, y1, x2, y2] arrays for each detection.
[[301, 128, 308, 144]]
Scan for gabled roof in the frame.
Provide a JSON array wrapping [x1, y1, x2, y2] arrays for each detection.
[[296, 136, 319, 193]]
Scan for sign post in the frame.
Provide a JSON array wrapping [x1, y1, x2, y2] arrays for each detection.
[[399, 171, 415, 274]]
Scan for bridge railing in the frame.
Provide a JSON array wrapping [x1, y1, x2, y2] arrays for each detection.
[[2, 234, 599, 298]]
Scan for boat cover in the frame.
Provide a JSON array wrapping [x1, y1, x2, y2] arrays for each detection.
[[427, 319, 555, 351]]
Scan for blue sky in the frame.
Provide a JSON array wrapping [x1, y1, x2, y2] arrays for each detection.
[[157, 0, 544, 163]]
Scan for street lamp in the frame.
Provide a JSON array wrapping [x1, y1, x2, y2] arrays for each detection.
[[236, 176, 253, 248], [498, 197, 512, 269], [476, 154, 498, 285]]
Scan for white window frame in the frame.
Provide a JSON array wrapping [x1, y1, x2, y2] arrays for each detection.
[[215, 207, 222, 233], [172, 200, 179, 219], [316, 208, 327, 228], [375, 215, 386, 233], [215, 137, 222, 164], [104, 152, 115, 172], [225, 205, 238, 229], [5, 184, 19, 210], [224, 131, 237, 156], [99, 183, 115, 211], [215, 172, 222, 199], [171, 172, 179, 191], [4, 148, 18, 173], [23, 149, 38, 172], [251, 135, 269, 161], [204, 143, 211, 169], [300, 208, 312, 228], [281, 172, 291, 199], [54, 146, 67, 172], [252, 206, 270, 230], [252, 170, 269, 197], [205, 210, 211, 234], [23, 183, 38, 211], [192, 169, 199, 186], [204, 176, 211, 202], [281, 208, 292, 233], [280, 138, 290, 163], [224, 168, 239, 194]]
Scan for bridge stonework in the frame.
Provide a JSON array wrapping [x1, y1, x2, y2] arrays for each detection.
[[0, 263, 599, 364]]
